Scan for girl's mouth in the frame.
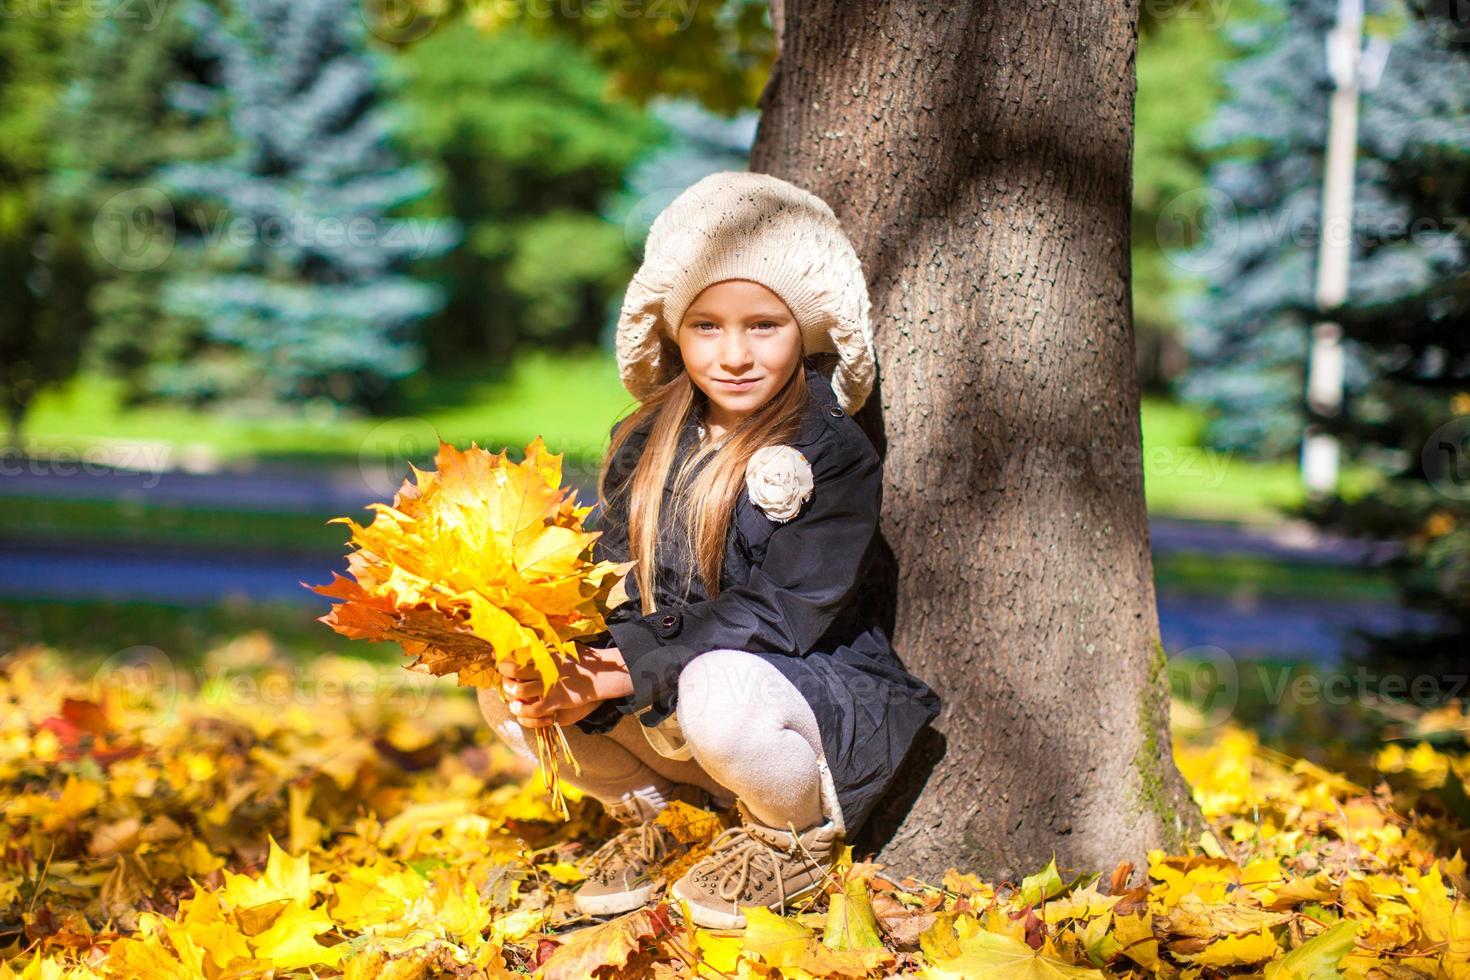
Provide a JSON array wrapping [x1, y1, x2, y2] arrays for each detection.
[[716, 377, 761, 389]]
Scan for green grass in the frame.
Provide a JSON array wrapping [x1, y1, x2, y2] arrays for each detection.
[[1138, 397, 1380, 522], [18, 353, 1373, 523], [21, 348, 640, 469], [0, 496, 1394, 602], [0, 496, 348, 554], [1152, 551, 1396, 603], [0, 366, 1400, 659]]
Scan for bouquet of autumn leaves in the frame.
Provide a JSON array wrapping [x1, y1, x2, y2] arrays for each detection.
[[306, 436, 634, 818]]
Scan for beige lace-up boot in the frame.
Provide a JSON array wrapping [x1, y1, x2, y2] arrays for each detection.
[[573, 784, 714, 916], [671, 798, 842, 929]]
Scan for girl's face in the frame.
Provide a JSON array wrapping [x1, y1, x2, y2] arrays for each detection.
[[676, 279, 802, 432]]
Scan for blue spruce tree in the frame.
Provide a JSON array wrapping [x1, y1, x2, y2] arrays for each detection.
[[1185, 0, 1470, 678], [1307, 4, 1470, 682], [1173, 0, 1392, 457], [50, 0, 228, 408], [156, 0, 456, 414]]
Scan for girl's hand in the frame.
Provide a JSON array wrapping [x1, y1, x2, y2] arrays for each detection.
[[501, 643, 633, 730]]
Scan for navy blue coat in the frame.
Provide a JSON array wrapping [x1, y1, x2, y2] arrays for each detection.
[[575, 360, 941, 834]]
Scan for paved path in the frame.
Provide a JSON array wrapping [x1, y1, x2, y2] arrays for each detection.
[[2, 458, 1423, 662], [1, 543, 1433, 665], [0, 457, 1399, 563]]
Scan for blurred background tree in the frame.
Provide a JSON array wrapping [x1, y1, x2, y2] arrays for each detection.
[[1131, 1, 1241, 395], [49, 0, 226, 412], [1169, 0, 1470, 676], [6, 0, 775, 439], [390, 20, 664, 369], [375, 0, 775, 112], [1171, 0, 1381, 458], [148, 0, 458, 417], [0, 6, 95, 447], [1303, 3, 1470, 680]]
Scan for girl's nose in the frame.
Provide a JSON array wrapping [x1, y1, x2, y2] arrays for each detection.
[[719, 334, 754, 368]]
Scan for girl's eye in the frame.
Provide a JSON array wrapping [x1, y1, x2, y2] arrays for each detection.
[[690, 321, 778, 332]]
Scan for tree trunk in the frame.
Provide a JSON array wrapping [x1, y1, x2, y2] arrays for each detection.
[[750, 0, 1204, 884]]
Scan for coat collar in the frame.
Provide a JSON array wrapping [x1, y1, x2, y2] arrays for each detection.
[[794, 361, 840, 446]]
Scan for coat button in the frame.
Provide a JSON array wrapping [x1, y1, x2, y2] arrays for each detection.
[[828, 406, 844, 417]]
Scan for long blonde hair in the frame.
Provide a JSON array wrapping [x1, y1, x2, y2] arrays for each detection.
[[597, 348, 811, 609]]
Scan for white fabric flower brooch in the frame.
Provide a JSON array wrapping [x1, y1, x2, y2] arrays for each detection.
[[745, 445, 815, 523]]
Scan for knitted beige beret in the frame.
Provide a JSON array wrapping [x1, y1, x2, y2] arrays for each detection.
[[615, 171, 876, 415]]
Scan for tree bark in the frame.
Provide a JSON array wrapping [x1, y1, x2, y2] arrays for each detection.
[[751, 0, 1204, 884]]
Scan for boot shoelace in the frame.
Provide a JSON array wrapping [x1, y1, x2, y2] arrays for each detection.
[[704, 824, 797, 905], [581, 820, 666, 883]]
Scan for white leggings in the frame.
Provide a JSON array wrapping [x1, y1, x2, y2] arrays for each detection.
[[476, 649, 831, 831]]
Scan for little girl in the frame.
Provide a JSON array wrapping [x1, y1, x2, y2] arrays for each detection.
[[476, 171, 941, 930]]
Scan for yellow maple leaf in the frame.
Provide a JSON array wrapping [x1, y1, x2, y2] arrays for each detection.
[[247, 899, 346, 971], [919, 913, 1103, 978], [1148, 853, 1239, 907], [822, 877, 887, 952], [1264, 918, 1360, 979], [1403, 863, 1470, 959], [1266, 872, 1340, 910], [330, 863, 427, 933], [167, 886, 253, 972], [1111, 910, 1159, 970], [1078, 910, 1122, 967], [1159, 892, 1292, 939], [5, 775, 104, 832], [1018, 855, 1068, 907], [220, 836, 312, 910], [741, 905, 892, 977], [1040, 884, 1120, 925], [538, 860, 586, 885], [489, 906, 546, 944], [427, 870, 491, 947], [1177, 926, 1282, 967], [103, 935, 196, 979]]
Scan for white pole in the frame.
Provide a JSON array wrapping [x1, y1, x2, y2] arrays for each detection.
[[1301, 0, 1365, 498]]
